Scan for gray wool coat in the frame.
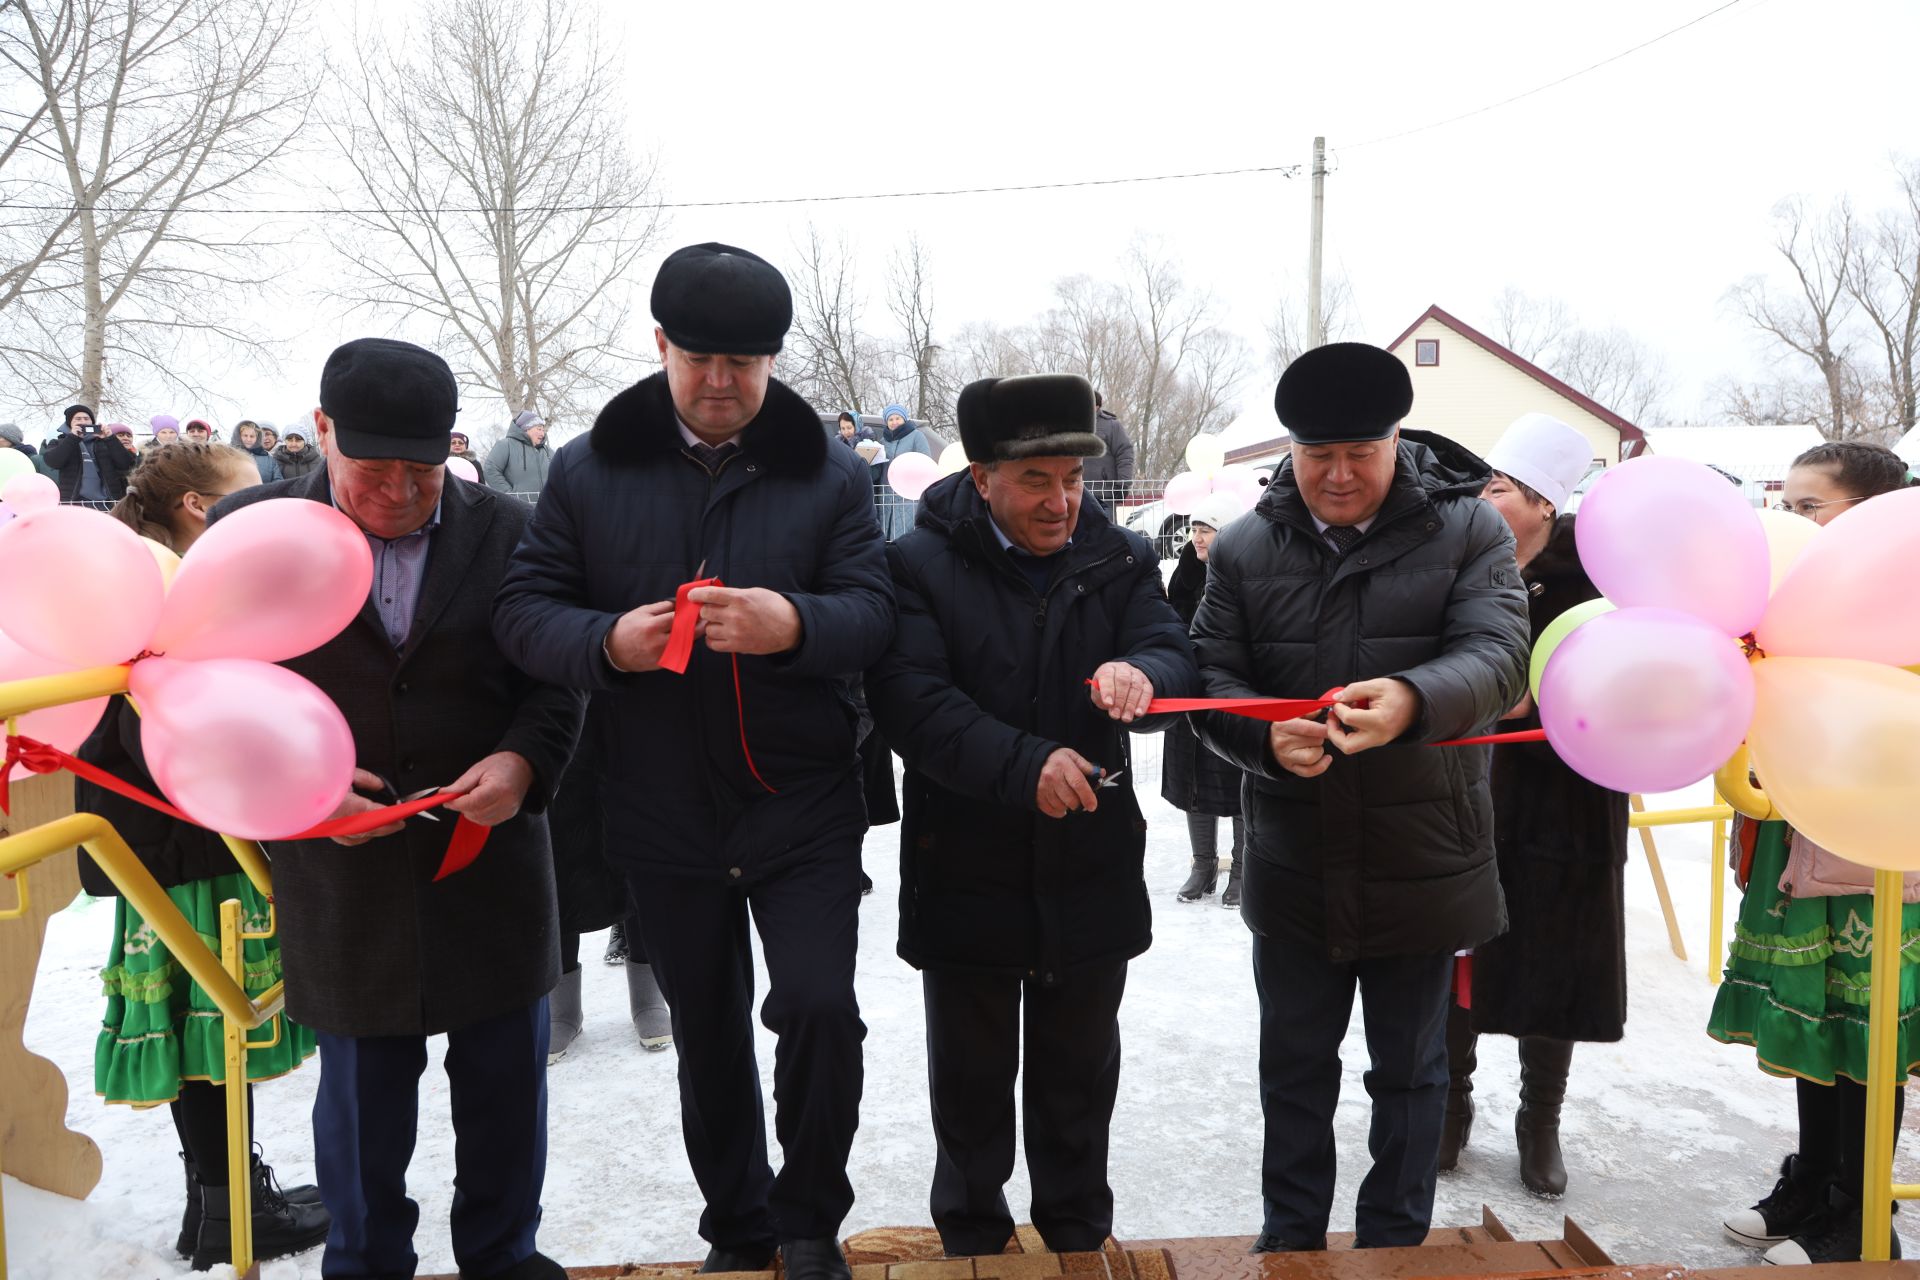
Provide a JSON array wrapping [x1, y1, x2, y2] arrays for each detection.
[[210, 470, 584, 1037]]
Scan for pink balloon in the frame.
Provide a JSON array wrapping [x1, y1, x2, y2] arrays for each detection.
[[1575, 456, 1769, 636], [1, 472, 57, 513], [0, 505, 164, 667], [0, 630, 109, 781], [128, 657, 355, 840], [1162, 472, 1211, 512], [0, 502, 12, 526], [886, 452, 942, 501], [149, 499, 373, 662], [446, 456, 480, 483], [1539, 606, 1756, 794], [1757, 486, 1920, 666]]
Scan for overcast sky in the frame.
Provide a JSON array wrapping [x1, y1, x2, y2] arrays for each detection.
[[16, 0, 1917, 442]]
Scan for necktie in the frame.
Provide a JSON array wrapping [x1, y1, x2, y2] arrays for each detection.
[[689, 441, 738, 473], [1323, 524, 1361, 555]]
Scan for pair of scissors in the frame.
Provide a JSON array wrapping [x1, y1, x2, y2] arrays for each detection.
[[370, 775, 444, 822], [1086, 767, 1126, 790]]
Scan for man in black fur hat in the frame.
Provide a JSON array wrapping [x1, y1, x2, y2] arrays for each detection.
[[494, 243, 894, 1280], [867, 373, 1199, 1256], [1188, 342, 1530, 1251]]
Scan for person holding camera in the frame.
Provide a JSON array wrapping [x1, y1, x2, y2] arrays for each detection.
[[42, 403, 135, 503]]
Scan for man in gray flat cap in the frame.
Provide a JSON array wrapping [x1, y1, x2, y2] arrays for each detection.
[[494, 243, 893, 1280]]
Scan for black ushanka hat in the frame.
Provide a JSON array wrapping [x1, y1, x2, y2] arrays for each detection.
[[957, 374, 1106, 464], [1274, 342, 1414, 444]]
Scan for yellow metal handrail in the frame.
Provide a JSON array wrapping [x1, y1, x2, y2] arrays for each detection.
[[0, 805, 280, 1278], [1627, 791, 1734, 984]]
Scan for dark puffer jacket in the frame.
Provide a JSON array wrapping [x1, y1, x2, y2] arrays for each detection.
[[493, 373, 895, 876], [1471, 515, 1629, 1042], [271, 442, 323, 481], [1189, 430, 1530, 962], [868, 473, 1200, 983]]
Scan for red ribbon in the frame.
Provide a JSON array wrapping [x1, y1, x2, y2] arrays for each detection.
[[661, 577, 719, 675], [662, 577, 777, 796], [3, 733, 490, 880], [1138, 695, 1550, 748]]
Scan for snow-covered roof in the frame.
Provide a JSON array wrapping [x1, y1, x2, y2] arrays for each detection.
[[1896, 424, 1920, 465], [1217, 409, 1283, 449], [1639, 424, 1823, 474]]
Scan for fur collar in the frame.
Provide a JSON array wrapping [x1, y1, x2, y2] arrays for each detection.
[[588, 372, 826, 475]]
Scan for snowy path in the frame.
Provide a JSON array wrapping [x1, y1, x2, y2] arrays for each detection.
[[8, 763, 1914, 1278]]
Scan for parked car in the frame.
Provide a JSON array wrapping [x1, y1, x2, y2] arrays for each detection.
[[1122, 463, 1277, 558]]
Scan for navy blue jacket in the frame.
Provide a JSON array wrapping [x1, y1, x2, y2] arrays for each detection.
[[493, 373, 895, 876], [867, 473, 1200, 982]]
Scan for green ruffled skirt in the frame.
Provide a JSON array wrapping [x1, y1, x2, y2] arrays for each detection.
[[94, 872, 316, 1106], [1708, 821, 1920, 1085]]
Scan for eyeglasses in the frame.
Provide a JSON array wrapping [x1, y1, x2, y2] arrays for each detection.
[[1774, 496, 1865, 519]]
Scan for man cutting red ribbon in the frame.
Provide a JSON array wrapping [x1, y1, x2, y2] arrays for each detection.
[[196, 337, 586, 1280]]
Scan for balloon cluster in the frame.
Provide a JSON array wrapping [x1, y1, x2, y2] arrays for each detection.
[[1536, 456, 1920, 869], [0, 473, 374, 840], [1162, 434, 1265, 521]]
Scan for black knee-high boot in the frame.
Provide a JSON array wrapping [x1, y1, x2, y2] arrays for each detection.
[[1516, 1036, 1574, 1197]]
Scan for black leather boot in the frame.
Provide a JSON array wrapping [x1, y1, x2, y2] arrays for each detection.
[[191, 1164, 331, 1271], [1176, 855, 1219, 902], [1516, 1035, 1573, 1197], [1221, 859, 1242, 908], [1438, 1002, 1477, 1172], [177, 1149, 320, 1256]]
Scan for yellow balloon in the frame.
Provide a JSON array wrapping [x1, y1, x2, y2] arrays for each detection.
[[1748, 658, 1920, 871], [1714, 744, 1781, 822], [141, 536, 180, 590], [1755, 507, 1819, 597], [1184, 433, 1227, 475]]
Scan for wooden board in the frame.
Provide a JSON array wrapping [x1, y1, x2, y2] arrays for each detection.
[[0, 773, 103, 1199]]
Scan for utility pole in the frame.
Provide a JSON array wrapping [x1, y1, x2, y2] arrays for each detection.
[[1307, 135, 1326, 350]]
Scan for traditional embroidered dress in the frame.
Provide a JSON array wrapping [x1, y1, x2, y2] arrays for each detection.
[[1708, 820, 1920, 1084], [95, 872, 315, 1105]]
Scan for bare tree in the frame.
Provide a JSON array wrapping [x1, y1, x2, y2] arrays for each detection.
[[1266, 273, 1356, 375], [1712, 375, 1836, 427], [783, 225, 878, 414], [884, 235, 960, 427], [0, 0, 312, 410], [326, 0, 659, 435], [1728, 197, 1868, 440], [1489, 286, 1572, 365], [1845, 161, 1920, 437], [1552, 326, 1670, 426]]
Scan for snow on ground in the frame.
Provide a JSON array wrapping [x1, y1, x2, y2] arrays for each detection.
[[8, 757, 1916, 1279]]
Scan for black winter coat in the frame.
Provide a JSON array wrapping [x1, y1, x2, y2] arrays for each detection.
[[1190, 431, 1530, 962], [42, 431, 134, 502], [1161, 544, 1242, 819], [76, 699, 236, 895], [211, 473, 585, 1038], [546, 709, 630, 935], [493, 373, 895, 876], [1471, 516, 1629, 1042], [867, 474, 1200, 982]]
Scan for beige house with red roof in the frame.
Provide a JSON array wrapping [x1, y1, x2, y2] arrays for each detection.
[[1384, 304, 1645, 467]]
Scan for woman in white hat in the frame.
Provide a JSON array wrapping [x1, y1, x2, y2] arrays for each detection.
[[1162, 492, 1253, 906], [1439, 413, 1621, 1201]]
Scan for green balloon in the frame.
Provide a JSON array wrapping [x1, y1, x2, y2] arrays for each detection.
[[1530, 597, 1616, 703]]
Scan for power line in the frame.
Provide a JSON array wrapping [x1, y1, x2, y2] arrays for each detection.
[[1344, 0, 1753, 151], [0, 161, 1303, 218]]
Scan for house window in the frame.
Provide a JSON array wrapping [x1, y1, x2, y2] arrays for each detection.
[[1414, 339, 1440, 367]]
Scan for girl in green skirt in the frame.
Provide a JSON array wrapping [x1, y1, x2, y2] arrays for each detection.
[[80, 442, 331, 1271], [1710, 442, 1920, 1266]]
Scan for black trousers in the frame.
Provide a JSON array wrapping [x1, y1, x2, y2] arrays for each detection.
[[312, 998, 549, 1280], [922, 960, 1128, 1256], [1798, 1075, 1907, 1200], [624, 838, 866, 1249], [1252, 931, 1452, 1248]]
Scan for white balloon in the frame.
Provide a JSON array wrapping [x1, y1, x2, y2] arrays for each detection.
[[937, 441, 969, 475], [1184, 433, 1227, 476]]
